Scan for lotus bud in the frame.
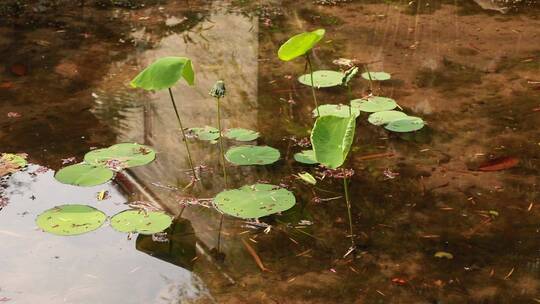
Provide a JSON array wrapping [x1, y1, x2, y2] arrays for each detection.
[[210, 80, 226, 98]]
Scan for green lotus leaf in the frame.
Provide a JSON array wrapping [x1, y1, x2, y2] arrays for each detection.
[[367, 110, 408, 126], [130, 57, 194, 91], [110, 210, 173, 235], [293, 150, 318, 165], [351, 96, 397, 113], [224, 128, 260, 141], [225, 145, 280, 166], [214, 184, 296, 219], [297, 172, 317, 185], [36, 205, 107, 236], [188, 126, 221, 141], [385, 116, 425, 132], [278, 29, 325, 61], [298, 70, 344, 88], [311, 115, 356, 169], [361, 71, 391, 81], [313, 104, 360, 118], [55, 163, 114, 187], [84, 143, 156, 169]]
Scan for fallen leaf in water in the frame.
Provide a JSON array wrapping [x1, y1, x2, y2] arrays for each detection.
[[61, 157, 76, 164], [434, 251, 454, 259], [391, 278, 407, 285], [0, 81, 14, 89], [478, 157, 519, 171], [7, 112, 21, 118], [10, 63, 27, 76], [54, 61, 80, 79], [96, 190, 110, 201]]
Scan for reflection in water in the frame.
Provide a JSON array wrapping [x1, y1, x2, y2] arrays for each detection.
[[0, 166, 213, 303], [136, 219, 197, 271]]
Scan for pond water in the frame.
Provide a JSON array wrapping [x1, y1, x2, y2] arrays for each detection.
[[0, 0, 539, 303]]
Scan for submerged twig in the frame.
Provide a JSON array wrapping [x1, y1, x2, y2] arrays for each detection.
[[242, 238, 271, 272]]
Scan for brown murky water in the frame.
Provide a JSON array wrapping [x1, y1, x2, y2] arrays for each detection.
[[1, 0, 539, 303]]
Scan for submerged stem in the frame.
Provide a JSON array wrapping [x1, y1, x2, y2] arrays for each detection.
[[217, 213, 224, 252], [168, 88, 197, 180], [306, 53, 320, 117], [216, 97, 228, 188], [343, 176, 355, 248]]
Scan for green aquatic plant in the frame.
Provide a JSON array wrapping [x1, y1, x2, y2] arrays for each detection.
[[294, 150, 318, 165], [296, 172, 317, 185], [55, 163, 114, 187], [225, 145, 280, 166], [367, 110, 408, 126], [311, 116, 355, 169], [361, 71, 391, 81], [110, 210, 173, 235], [278, 28, 325, 116], [188, 126, 221, 142], [342, 66, 358, 116], [311, 115, 357, 248], [84, 143, 156, 169], [224, 128, 260, 141], [385, 116, 425, 132], [210, 80, 229, 187], [313, 104, 360, 118], [130, 56, 197, 179], [351, 96, 398, 112], [298, 70, 344, 88], [36, 205, 107, 236], [214, 184, 296, 219]]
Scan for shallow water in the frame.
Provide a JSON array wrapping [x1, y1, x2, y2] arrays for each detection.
[[0, 0, 539, 303]]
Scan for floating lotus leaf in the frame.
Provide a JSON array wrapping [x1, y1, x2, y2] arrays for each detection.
[[130, 57, 194, 91], [188, 126, 220, 141], [351, 96, 397, 113], [367, 110, 408, 126], [293, 150, 318, 165], [110, 210, 173, 235], [0, 153, 27, 177], [297, 172, 317, 185], [214, 184, 296, 219], [84, 143, 156, 169], [298, 70, 345, 88], [36, 205, 107, 236], [385, 116, 425, 132], [55, 163, 114, 187], [278, 29, 325, 61], [224, 128, 260, 141], [311, 115, 356, 169], [361, 71, 391, 81], [313, 104, 360, 118], [225, 145, 280, 166]]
